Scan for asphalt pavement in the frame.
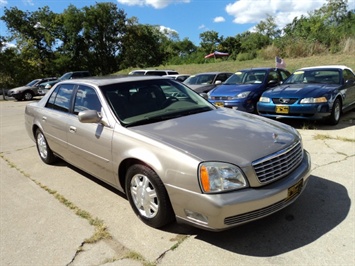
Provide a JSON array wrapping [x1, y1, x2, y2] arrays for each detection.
[[1, 97, 354, 266]]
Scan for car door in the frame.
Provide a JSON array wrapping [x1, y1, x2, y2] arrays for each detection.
[[342, 69, 355, 109], [41, 83, 75, 157], [66, 85, 116, 185]]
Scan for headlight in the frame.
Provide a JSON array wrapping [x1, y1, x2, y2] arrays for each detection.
[[234, 91, 251, 99], [300, 97, 327, 103], [259, 96, 271, 103], [198, 162, 248, 193]]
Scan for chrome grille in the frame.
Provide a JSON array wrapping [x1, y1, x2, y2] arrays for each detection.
[[252, 141, 303, 183]]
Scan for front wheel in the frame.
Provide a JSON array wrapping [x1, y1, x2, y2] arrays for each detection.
[[125, 164, 175, 228], [35, 129, 57, 164], [326, 98, 341, 125], [23, 91, 34, 101]]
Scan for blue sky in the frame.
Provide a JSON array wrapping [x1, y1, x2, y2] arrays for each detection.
[[1, 0, 350, 46]]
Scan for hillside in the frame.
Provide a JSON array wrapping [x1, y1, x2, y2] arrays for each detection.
[[117, 54, 355, 75]]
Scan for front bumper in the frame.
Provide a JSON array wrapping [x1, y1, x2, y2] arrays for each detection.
[[209, 99, 255, 113], [167, 150, 311, 231], [257, 102, 331, 120]]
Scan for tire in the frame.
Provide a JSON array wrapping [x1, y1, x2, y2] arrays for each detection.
[[326, 98, 341, 125], [125, 164, 175, 228], [35, 129, 57, 164], [23, 91, 34, 101]]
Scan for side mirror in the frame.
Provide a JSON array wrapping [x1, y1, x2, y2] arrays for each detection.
[[199, 92, 208, 100], [214, 80, 222, 84], [78, 110, 102, 124]]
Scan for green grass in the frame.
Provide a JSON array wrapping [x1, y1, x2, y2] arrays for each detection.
[[116, 54, 355, 75]]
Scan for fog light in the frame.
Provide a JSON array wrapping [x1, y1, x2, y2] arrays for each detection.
[[232, 107, 238, 110], [185, 209, 208, 224]]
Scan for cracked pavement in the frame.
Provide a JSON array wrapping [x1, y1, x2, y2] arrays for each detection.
[[1, 98, 354, 265]]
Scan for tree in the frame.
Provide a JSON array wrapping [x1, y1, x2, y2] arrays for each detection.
[[199, 30, 222, 54], [82, 3, 127, 75]]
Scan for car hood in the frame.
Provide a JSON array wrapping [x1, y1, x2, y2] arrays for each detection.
[[210, 84, 262, 96], [263, 83, 339, 98], [8, 86, 33, 92], [130, 108, 299, 166]]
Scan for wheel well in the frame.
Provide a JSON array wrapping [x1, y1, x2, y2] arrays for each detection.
[[24, 89, 34, 95], [32, 125, 39, 138], [333, 96, 343, 113], [118, 158, 149, 193]]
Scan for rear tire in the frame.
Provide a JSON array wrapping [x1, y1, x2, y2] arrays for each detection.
[[326, 98, 341, 125], [35, 129, 57, 164], [125, 164, 175, 228]]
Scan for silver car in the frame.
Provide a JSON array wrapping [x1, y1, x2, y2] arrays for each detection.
[[25, 76, 311, 231]]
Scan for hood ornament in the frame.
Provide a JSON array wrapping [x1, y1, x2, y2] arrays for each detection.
[[273, 133, 279, 143]]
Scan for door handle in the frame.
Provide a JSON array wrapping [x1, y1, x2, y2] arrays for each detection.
[[69, 126, 77, 133]]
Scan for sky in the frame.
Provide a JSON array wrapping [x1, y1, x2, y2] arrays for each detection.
[[0, 0, 353, 46]]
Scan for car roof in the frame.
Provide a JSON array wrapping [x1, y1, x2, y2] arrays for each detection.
[[58, 75, 169, 87], [237, 67, 285, 71], [191, 72, 233, 75], [299, 65, 352, 71]]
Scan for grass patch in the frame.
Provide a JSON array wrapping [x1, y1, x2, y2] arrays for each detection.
[[314, 134, 355, 142]]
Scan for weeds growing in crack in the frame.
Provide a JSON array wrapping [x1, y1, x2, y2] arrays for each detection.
[[1, 154, 112, 245], [314, 134, 355, 142]]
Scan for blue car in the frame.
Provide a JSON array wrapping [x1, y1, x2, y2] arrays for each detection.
[[257, 65, 355, 125], [208, 68, 290, 113]]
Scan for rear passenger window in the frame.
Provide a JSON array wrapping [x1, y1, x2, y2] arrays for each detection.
[[46, 84, 74, 112]]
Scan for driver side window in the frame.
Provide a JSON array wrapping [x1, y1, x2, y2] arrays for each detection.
[[73, 86, 101, 115]]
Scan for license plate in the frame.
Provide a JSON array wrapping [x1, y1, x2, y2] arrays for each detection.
[[215, 102, 224, 107], [275, 105, 289, 114], [287, 179, 303, 201]]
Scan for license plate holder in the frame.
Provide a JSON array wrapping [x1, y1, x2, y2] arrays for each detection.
[[275, 105, 289, 114], [287, 179, 303, 201]]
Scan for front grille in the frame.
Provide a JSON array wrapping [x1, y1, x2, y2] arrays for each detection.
[[224, 191, 301, 225], [252, 141, 303, 183], [272, 98, 298, 104], [211, 96, 229, 100]]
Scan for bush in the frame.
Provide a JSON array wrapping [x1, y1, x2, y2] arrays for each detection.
[[237, 52, 256, 61]]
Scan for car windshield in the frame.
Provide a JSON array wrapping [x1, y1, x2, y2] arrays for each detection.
[[284, 69, 341, 84], [224, 71, 266, 85], [58, 73, 72, 81], [26, 79, 40, 87], [102, 79, 215, 127], [184, 74, 216, 85]]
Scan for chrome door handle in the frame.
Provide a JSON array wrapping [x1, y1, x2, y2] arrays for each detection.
[[69, 126, 77, 133]]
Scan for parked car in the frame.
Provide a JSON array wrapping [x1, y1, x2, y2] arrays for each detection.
[[128, 69, 179, 76], [38, 71, 91, 95], [7, 77, 57, 101], [257, 65, 355, 125], [163, 74, 190, 82], [25, 76, 310, 231], [183, 72, 233, 93], [208, 68, 291, 113]]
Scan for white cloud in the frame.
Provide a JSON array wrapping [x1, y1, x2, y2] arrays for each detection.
[[214, 16, 225, 23], [159, 25, 178, 36], [116, 0, 190, 9], [0, 0, 7, 6], [226, 0, 327, 28]]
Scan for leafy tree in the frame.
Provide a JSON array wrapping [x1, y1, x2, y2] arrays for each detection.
[[82, 3, 127, 75], [199, 30, 222, 54]]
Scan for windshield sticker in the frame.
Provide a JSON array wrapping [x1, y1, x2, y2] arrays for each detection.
[[235, 72, 242, 75], [294, 71, 304, 75]]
